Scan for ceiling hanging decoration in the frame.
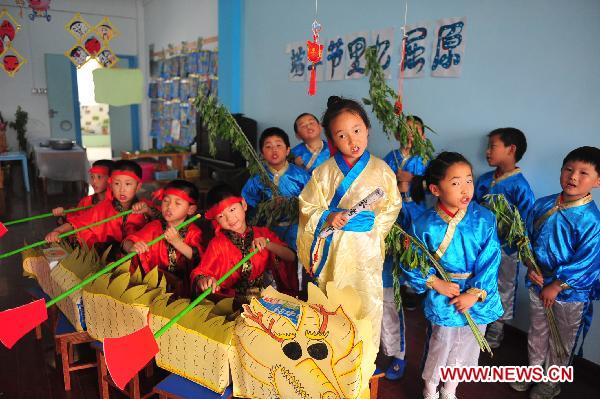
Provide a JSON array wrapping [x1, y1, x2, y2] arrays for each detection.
[[94, 16, 120, 43], [306, 0, 323, 96], [65, 13, 119, 68], [14, 1, 25, 18], [0, 9, 26, 77], [27, 0, 52, 22]]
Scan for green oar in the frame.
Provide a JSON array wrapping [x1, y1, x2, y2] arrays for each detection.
[[0, 209, 133, 260], [0, 205, 94, 238], [104, 240, 267, 390], [2, 205, 93, 226], [0, 214, 201, 349]]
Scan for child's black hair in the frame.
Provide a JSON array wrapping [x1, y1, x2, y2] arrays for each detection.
[[206, 183, 241, 209], [259, 127, 290, 149], [164, 179, 200, 204], [407, 114, 424, 129], [488, 127, 528, 162], [92, 159, 115, 173], [321, 96, 371, 140], [562, 146, 600, 175], [112, 159, 142, 179], [293, 113, 319, 134], [410, 152, 473, 202]]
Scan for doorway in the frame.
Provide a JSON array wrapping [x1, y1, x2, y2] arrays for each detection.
[[76, 58, 112, 163], [45, 54, 141, 159]]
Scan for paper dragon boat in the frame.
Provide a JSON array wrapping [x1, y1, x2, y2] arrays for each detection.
[[22, 243, 108, 331], [23, 248, 376, 398]]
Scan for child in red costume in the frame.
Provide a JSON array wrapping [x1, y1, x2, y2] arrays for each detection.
[[45, 160, 149, 254], [190, 184, 297, 304], [51, 159, 115, 221], [123, 180, 203, 289]]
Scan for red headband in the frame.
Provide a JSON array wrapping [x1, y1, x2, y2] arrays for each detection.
[[205, 197, 244, 220], [152, 188, 196, 204], [89, 166, 110, 176], [110, 170, 142, 182]]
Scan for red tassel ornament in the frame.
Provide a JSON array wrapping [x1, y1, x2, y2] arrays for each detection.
[[306, 20, 323, 96]]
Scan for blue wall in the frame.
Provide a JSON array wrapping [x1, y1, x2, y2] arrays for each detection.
[[218, 0, 243, 113], [238, 0, 600, 362]]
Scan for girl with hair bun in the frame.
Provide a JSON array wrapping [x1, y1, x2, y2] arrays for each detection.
[[297, 96, 402, 348]]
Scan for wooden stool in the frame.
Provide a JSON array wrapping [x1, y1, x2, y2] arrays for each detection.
[[369, 368, 386, 399], [153, 373, 233, 399], [92, 341, 154, 399], [54, 313, 97, 391]]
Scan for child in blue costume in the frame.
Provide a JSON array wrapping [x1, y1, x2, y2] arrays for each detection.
[[383, 115, 428, 197], [383, 115, 429, 309], [291, 113, 330, 174], [510, 146, 600, 399], [402, 152, 503, 399], [381, 178, 427, 381], [474, 128, 535, 348], [242, 127, 310, 252]]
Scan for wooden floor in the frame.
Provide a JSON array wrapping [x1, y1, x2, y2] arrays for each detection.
[[0, 164, 598, 398]]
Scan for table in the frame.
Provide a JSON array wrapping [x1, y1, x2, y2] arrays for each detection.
[[29, 138, 90, 183], [121, 151, 190, 178], [0, 151, 30, 192]]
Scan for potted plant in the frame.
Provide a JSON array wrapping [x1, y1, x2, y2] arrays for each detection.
[[0, 111, 7, 188], [0, 111, 8, 153], [9, 106, 28, 152]]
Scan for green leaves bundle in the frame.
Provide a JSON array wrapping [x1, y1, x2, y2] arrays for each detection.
[[385, 223, 493, 356], [484, 193, 567, 361], [363, 46, 435, 164], [195, 93, 298, 228]]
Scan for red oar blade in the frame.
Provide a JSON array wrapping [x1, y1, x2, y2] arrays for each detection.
[[0, 299, 48, 349], [104, 325, 159, 390], [0, 222, 7, 237]]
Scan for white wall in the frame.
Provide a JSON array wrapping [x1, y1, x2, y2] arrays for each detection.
[[143, 0, 217, 51], [0, 0, 142, 149], [241, 0, 600, 364]]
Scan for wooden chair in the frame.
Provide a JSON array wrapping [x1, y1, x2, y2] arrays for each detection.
[[153, 373, 233, 399], [54, 312, 97, 391], [92, 341, 154, 399], [369, 368, 386, 399]]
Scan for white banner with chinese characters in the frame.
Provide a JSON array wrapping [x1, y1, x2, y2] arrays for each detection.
[[401, 22, 429, 79], [285, 17, 467, 82], [345, 31, 369, 80], [431, 17, 466, 77], [324, 36, 345, 81], [286, 41, 307, 81], [371, 28, 394, 80]]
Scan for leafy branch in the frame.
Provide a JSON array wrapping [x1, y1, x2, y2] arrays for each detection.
[[194, 92, 298, 228], [483, 194, 568, 361], [385, 223, 493, 356], [363, 46, 435, 164], [195, 94, 275, 192]]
